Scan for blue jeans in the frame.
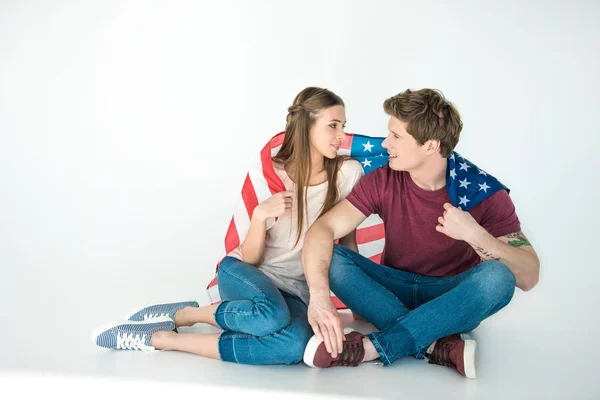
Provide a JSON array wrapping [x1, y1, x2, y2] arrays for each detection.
[[214, 256, 313, 365], [329, 245, 516, 366]]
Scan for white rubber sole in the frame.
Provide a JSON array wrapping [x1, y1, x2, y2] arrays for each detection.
[[303, 328, 356, 368], [460, 333, 477, 379], [303, 334, 323, 368], [90, 316, 173, 346]]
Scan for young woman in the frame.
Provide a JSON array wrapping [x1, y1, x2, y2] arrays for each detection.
[[91, 87, 364, 365]]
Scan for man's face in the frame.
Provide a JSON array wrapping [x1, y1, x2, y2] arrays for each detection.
[[381, 116, 428, 171]]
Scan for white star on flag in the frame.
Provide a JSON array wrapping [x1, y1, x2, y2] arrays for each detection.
[[459, 178, 471, 188], [459, 161, 470, 171], [361, 158, 372, 168], [450, 169, 457, 179], [478, 169, 487, 176], [449, 154, 455, 160], [478, 182, 490, 192], [362, 141, 374, 152], [459, 195, 471, 206]]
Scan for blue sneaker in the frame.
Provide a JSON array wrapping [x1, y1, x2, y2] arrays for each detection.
[[125, 300, 199, 321], [91, 316, 175, 351]]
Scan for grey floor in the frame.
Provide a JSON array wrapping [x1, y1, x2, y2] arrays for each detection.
[[1, 1, 598, 398], [1, 276, 597, 400]]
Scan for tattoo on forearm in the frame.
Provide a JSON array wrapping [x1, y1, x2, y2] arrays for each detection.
[[475, 247, 500, 261], [506, 232, 531, 247]]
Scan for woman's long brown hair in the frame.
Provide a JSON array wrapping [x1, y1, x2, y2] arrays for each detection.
[[272, 87, 346, 246]]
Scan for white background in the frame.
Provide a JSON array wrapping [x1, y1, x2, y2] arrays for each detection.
[[1, 1, 598, 399]]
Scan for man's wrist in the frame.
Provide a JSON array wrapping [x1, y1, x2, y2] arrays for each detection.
[[309, 286, 331, 298], [467, 226, 493, 248]]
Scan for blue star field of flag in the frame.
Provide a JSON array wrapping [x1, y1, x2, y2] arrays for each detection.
[[348, 134, 509, 212], [348, 134, 390, 174]]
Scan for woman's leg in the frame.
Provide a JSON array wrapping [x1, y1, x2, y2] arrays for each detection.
[[98, 257, 303, 362], [211, 257, 292, 336], [147, 257, 293, 331], [151, 331, 221, 360], [150, 292, 311, 364], [218, 292, 313, 365], [173, 304, 219, 328]]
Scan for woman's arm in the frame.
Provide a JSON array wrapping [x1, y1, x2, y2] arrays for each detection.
[[239, 190, 294, 266], [240, 214, 269, 266]]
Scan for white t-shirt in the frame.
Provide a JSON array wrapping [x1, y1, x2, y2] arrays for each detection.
[[228, 159, 364, 304]]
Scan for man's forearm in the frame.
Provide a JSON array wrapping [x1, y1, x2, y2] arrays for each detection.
[[303, 222, 336, 295], [338, 230, 358, 253], [468, 230, 540, 291]]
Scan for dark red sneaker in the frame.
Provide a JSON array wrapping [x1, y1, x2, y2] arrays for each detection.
[[303, 330, 366, 368], [426, 333, 477, 378]]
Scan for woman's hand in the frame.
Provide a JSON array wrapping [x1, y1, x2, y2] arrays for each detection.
[[253, 190, 294, 222]]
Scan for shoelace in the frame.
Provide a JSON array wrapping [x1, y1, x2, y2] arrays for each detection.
[[116, 331, 156, 352], [332, 340, 365, 366], [143, 313, 169, 321], [427, 338, 455, 368]]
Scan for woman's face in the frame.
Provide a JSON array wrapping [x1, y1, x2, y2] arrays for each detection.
[[309, 105, 347, 160]]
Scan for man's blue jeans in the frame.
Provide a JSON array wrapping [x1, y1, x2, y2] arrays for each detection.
[[329, 245, 516, 366], [215, 256, 313, 365]]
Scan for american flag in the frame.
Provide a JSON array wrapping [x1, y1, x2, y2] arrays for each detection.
[[206, 132, 507, 309], [446, 151, 509, 211]]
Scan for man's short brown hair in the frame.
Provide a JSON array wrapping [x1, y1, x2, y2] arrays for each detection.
[[383, 89, 463, 157]]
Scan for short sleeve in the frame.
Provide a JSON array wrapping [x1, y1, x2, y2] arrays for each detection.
[[345, 166, 384, 217], [337, 159, 365, 199], [479, 190, 522, 238]]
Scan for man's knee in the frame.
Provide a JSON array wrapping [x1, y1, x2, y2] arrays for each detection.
[[330, 245, 357, 273], [329, 245, 356, 288], [331, 244, 354, 262], [470, 260, 516, 307]]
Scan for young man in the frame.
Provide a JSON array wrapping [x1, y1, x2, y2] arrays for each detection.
[[301, 89, 539, 378]]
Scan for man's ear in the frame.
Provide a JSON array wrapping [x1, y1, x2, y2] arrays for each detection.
[[425, 139, 441, 155]]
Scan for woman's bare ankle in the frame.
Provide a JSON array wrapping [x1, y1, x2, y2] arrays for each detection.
[[150, 330, 176, 350], [174, 305, 219, 328], [174, 307, 194, 327]]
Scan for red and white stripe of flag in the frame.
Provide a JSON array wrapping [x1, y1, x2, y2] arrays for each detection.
[[207, 132, 385, 309]]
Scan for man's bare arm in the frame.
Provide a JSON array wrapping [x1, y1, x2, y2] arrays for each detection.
[[338, 229, 358, 253], [302, 200, 366, 357], [303, 200, 366, 296], [470, 230, 540, 291], [436, 203, 540, 291]]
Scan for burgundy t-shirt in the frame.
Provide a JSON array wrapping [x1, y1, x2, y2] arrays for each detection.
[[346, 166, 521, 277]]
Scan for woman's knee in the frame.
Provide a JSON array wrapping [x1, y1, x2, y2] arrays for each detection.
[[276, 320, 314, 365], [217, 257, 243, 284], [246, 300, 291, 336]]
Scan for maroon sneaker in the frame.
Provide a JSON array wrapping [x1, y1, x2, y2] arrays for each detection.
[[303, 330, 366, 368], [426, 333, 477, 379]]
